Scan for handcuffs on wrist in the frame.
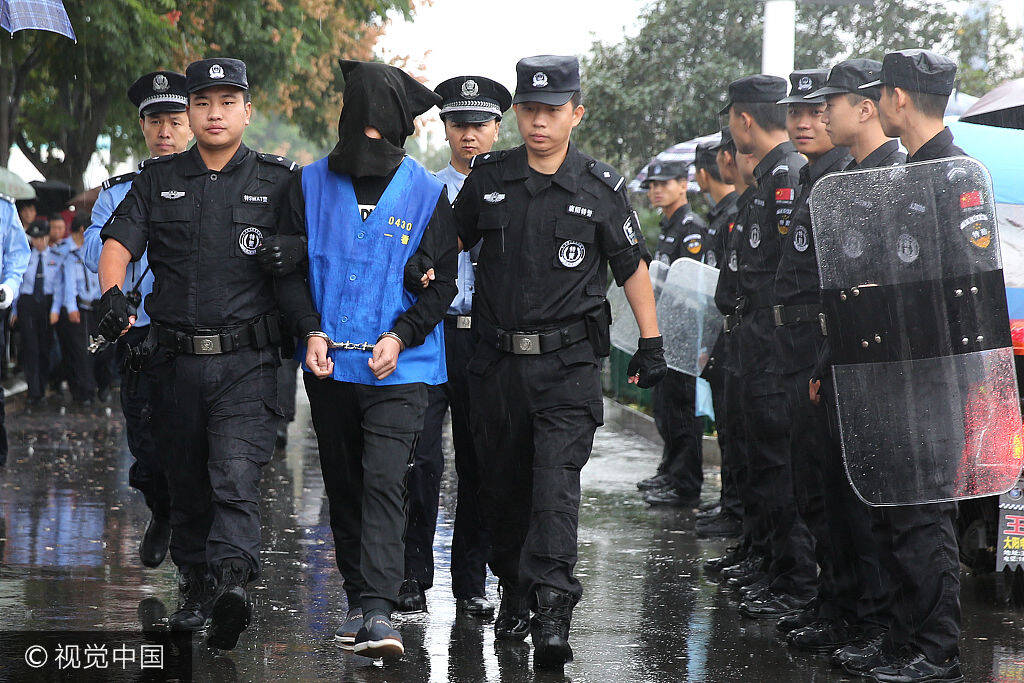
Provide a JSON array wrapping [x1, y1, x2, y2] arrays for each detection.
[[305, 331, 406, 352]]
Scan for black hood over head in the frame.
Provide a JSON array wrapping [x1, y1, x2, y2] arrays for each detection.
[[328, 60, 442, 178]]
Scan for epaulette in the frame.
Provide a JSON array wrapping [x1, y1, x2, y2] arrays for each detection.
[[138, 152, 181, 169], [588, 160, 626, 192], [0, 192, 14, 205], [470, 150, 508, 168], [101, 171, 137, 191], [771, 163, 790, 176], [256, 152, 298, 171]]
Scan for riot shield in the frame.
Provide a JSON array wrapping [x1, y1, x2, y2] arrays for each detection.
[[610, 259, 670, 356], [656, 258, 723, 376], [810, 156, 1023, 506]]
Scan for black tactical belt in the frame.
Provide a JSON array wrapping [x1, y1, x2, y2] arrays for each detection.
[[823, 270, 1011, 366], [444, 314, 472, 329], [482, 319, 589, 355], [154, 315, 281, 355], [736, 289, 773, 315], [772, 304, 826, 336]]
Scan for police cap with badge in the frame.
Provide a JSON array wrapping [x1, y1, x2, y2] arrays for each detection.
[[185, 57, 249, 94], [859, 49, 957, 96], [435, 76, 512, 123], [711, 126, 733, 152], [642, 159, 688, 188], [26, 218, 48, 239], [805, 58, 883, 100], [128, 71, 188, 118], [777, 68, 829, 104], [512, 55, 581, 106], [719, 74, 788, 114]]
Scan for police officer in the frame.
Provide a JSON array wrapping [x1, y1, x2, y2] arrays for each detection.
[[82, 70, 193, 569], [97, 58, 295, 650], [0, 192, 29, 464], [452, 55, 665, 669], [57, 214, 100, 406], [771, 68, 856, 649], [841, 49, 967, 683], [691, 136, 742, 539], [15, 218, 69, 407], [397, 75, 511, 617], [722, 75, 816, 620], [636, 158, 707, 508]]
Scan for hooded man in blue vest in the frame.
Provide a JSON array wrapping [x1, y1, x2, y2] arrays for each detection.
[[274, 60, 458, 660]]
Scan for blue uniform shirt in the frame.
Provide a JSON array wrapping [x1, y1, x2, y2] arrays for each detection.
[[0, 198, 30, 299], [435, 164, 475, 316], [83, 172, 154, 326], [17, 246, 71, 315], [64, 242, 102, 311]]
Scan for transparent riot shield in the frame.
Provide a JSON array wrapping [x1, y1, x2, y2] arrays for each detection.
[[810, 156, 1023, 505], [656, 258, 723, 376], [610, 259, 670, 356]]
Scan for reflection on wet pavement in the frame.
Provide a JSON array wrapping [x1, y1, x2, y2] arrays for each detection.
[[2, 390, 1024, 681]]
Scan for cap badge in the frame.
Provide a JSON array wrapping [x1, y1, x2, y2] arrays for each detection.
[[461, 79, 479, 98], [798, 76, 813, 91], [533, 72, 548, 88], [209, 64, 225, 79], [653, 164, 662, 175], [153, 74, 169, 92]]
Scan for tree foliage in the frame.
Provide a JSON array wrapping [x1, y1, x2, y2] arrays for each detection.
[[576, 0, 1023, 179], [2, 0, 413, 191]]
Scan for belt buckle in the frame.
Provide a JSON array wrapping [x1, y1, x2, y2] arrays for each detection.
[[193, 334, 222, 354], [457, 315, 472, 329], [511, 333, 542, 355], [772, 305, 784, 327], [819, 313, 828, 337]]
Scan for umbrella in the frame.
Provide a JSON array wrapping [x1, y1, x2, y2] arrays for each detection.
[[0, 0, 75, 40], [0, 167, 35, 200], [69, 186, 100, 213], [628, 131, 722, 192], [960, 78, 1024, 130], [29, 179, 72, 215]]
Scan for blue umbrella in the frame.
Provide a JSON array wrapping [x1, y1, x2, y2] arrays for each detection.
[[0, 0, 75, 41]]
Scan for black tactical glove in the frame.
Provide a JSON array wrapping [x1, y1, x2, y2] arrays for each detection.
[[627, 336, 667, 388], [256, 234, 307, 277], [403, 252, 434, 293], [94, 285, 132, 343]]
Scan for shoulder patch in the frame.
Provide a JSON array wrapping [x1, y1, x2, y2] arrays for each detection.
[[588, 160, 625, 192], [256, 152, 298, 171], [138, 152, 181, 169], [101, 172, 137, 191], [470, 150, 508, 168]]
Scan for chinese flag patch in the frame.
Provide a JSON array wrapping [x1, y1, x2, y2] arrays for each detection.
[[728, 222, 735, 233], [960, 190, 982, 209], [775, 187, 794, 202]]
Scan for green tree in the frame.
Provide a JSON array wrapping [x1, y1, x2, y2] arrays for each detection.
[[577, 0, 1022, 180]]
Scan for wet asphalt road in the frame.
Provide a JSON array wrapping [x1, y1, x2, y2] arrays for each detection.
[[2, 383, 1024, 682]]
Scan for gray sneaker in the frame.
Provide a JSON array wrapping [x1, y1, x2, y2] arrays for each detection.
[[334, 608, 363, 648]]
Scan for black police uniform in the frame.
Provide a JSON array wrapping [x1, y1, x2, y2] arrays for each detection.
[[101, 61, 294, 587], [735, 132, 816, 605], [402, 75, 512, 608], [645, 160, 707, 504]]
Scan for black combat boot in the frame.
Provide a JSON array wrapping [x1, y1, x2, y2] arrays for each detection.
[[495, 580, 530, 641], [168, 564, 215, 631], [530, 586, 575, 669], [206, 559, 253, 650], [138, 514, 170, 568]]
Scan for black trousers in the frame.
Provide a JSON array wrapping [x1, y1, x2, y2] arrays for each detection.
[[304, 375, 428, 615], [88, 307, 118, 392], [118, 326, 170, 518], [0, 318, 7, 465], [466, 339, 603, 603], [741, 372, 816, 599], [405, 322, 490, 598], [652, 369, 703, 495], [724, 369, 763, 556], [151, 347, 281, 577], [705, 361, 742, 519], [55, 309, 96, 401], [277, 359, 298, 423], [17, 295, 53, 400]]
